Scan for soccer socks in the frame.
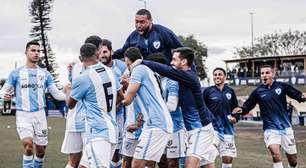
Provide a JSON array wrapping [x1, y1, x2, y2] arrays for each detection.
[[273, 162, 284, 168], [222, 163, 232, 168], [110, 160, 122, 168], [33, 155, 44, 168], [23, 155, 33, 168]]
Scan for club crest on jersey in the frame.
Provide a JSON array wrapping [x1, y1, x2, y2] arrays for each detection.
[[153, 40, 161, 49], [275, 88, 282, 95], [226, 93, 232, 100]]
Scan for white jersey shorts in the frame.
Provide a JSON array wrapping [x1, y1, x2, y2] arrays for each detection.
[[121, 138, 139, 157], [264, 127, 297, 154], [186, 123, 218, 163], [79, 139, 116, 168], [116, 111, 124, 150], [16, 110, 48, 146], [133, 128, 171, 162], [214, 133, 237, 158], [61, 131, 85, 154], [165, 129, 187, 158]]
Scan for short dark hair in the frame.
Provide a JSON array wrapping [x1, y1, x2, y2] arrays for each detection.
[[80, 43, 97, 58], [146, 53, 167, 64], [26, 40, 40, 50], [136, 9, 152, 20], [101, 39, 112, 51], [213, 67, 226, 76], [260, 64, 273, 69], [124, 47, 142, 62], [84, 35, 102, 49], [172, 47, 194, 67]]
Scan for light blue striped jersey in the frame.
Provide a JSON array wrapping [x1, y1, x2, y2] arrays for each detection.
[[130, 64, 173, 133], [66, 62, 86, 132], [124, 96, 144, 140], [161, 77, 184, 132], [6, 66, 54, 112], [71, 62, 120, 143]]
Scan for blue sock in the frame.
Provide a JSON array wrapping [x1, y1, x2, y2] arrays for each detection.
[[179, 157, 186, 168], [33, 155, 44, 168], [110, 160, 122, 168], [23, 155, 33, 168]]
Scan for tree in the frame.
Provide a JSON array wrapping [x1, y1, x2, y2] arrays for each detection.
[[29, 0, 59, 83], [235, 30, 306, 58], [178, 35, 208, 79]]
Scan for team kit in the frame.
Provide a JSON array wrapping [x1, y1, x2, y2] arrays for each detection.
[[1, 9, 305, 168]]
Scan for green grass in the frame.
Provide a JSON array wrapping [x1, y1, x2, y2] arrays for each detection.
[[0, 117, 305, 167]]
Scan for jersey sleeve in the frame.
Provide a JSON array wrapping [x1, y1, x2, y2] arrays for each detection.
[[70, 76, 89, 101], [284, 83, 304, 102], [130, 66, 145, 84], [242, 90, 258, 114], [45, 71, 55, 88], [162, 27, 183, 49], [6, 70, 18, 87], [167, 79, 179, 97], [113, 34, 133, 59]]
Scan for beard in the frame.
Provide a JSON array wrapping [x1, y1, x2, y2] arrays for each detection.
[[100, 57, 111, 66]]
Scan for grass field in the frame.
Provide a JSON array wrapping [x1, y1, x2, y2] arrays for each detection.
[[0, 116, 305, 168]]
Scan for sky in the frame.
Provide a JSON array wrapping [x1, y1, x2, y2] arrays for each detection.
[[1, 0, 306, 85]]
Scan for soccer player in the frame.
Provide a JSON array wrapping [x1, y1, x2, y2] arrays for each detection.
[[66, 43, 120, 168], [122, 47, 173, 168], [61, 35, 102, 168], [0, 40, 66, 168], [146, 53, 186, 168], [99, 38, 127, 168], [202, 67, 239, 168], [113, 9, 183, 65], [233, 65, 306, 168], [131, 47, 216, 168]]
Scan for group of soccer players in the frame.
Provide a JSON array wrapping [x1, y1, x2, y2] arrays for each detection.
[[1, 8, 306, 168]]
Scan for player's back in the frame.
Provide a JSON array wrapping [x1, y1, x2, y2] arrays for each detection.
[[72, 62, 118, 143], [130, 64, 173, 133]]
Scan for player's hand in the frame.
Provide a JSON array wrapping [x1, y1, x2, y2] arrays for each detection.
[[130, 59, 142, 71], [121, 75, 129, 91], [302, 93, 306, 100], [67, 62, 76, 72], [63, 83, 71, 94], [136, 113, 144, 128], [3, 93, 12, 101], [232, 107, 242, 114], [228, 115, 237, 124], [126, 124, 137, 132]]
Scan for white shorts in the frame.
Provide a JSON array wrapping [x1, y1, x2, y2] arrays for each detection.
[[186, 124, 218, 164], [61, 131, 85, 154], [79, 139, 116, 168], [121, 138, 139, 157], [214, 133, 237, 158], [134, 128, 170, 162], [16, 110, 48, 146], [264, 128, 297, 154], [166, 129, 187, 158]]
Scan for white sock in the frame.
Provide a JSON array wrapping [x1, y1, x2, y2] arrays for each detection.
[[65, 164, 74, 168], [273, 162, 283, 168], [23, 155, 33, 168], [222, 163, 232, 168]]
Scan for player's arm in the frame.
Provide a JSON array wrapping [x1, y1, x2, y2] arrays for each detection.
[[166, 80, 179, 112], [48, 84, 66, 101], [113, 35, 132, 59], [235, 90, 258, 115], [66, 76, 88, 109], [0, 71, 17, 100], [163, 27, 183, 49], [285, 83, 306, 102], [123, 83, 140, 106]]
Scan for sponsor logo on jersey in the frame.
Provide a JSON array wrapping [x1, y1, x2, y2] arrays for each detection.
[[226, 93, 232, 100], [275, 88, 282, 95]]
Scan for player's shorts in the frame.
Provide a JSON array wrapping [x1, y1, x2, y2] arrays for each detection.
[[79, 138, 116, 168], [133, 128, 171, 162], [116, 111, 124, 150], [16, 110, 48, 146], [165, 129, 187, 158], [121, 138, 139, 157], [264, 127, 297, 154], [214, 133, 237, 158], [186, 123, 218, 164], [61, 131, 85, 154]]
